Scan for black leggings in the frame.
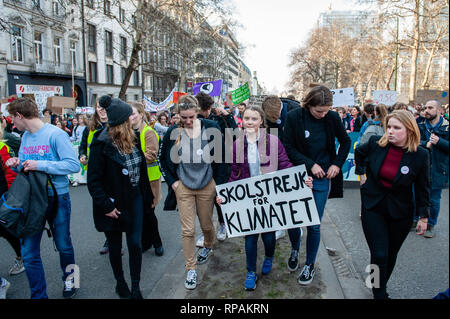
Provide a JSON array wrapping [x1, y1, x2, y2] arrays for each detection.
[[361, 205, 412, 299], [105, 191, 143, 286], [0, 226, 21, 257]]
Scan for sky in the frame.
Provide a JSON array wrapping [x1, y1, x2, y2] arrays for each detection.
[[232, 0, 364, 95]]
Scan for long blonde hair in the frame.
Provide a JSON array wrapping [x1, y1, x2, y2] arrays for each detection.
[[130, 101, 151, 126], [108, 120, 136, 154], [378, 110, 420, 152]]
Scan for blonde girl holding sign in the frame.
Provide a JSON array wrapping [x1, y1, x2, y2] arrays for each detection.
[[218, 106, 312, 291]]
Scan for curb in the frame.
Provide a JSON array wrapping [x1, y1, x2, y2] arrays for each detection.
[[320, 211, 372, 299]]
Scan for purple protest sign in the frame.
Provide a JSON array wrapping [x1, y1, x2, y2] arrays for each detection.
[[192, 80, 223, 97]]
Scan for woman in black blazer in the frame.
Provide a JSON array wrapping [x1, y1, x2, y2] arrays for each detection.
[[355, 110, 430, 299]]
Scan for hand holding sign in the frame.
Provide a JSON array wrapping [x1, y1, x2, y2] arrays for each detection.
[[216, 165, 319, 238]]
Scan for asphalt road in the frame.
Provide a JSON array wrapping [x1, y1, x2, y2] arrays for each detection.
[[0, 182, 185, 299], [326, 185, 449, 299], [1, 183, 448, 299]]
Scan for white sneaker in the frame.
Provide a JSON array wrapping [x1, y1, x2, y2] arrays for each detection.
[[185, 270, 197, 290], [276, 230, 285, 240], [72, 182, 79, 187], [9, 258, 25, 276], [217, 224, 227, 241], [196, 234, 204, 248], [0, 278, 11, 299]]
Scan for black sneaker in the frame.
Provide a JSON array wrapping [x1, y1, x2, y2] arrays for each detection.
[[287, 249, 299, 272], [197, 247, 213, 264], [155, 244, 164, 256], [298, 264, 315, 285], [63, 279, 77, 299], [115, 280, 131, 299]]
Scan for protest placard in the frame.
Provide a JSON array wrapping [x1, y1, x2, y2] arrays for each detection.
[[372, 90, 397, 106], [230, 82, 251, 105], [331, 88, 355, 107], [215, 165, 320, 238]]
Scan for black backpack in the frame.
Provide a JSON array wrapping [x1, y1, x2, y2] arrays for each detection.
[[0, 170, 58, 239]]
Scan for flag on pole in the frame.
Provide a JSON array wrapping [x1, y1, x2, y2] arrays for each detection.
[[144, 89, 175, 112], [193, 80, 223, 97]]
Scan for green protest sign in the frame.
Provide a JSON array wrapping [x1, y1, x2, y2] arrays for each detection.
[[230, 82, 250, 104]]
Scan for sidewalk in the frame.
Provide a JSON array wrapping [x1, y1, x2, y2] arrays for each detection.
[[148, 206, 372, 300]]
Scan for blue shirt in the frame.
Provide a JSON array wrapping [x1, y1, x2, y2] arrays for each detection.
[[18, 123, 80, 194]]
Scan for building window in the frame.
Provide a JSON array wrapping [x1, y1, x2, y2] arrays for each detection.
[[87, 24, 96, 53], [70, 41, 78, 70], [121, 67, 126, 81], [134, 71, 139, 86], [88, 61, 97, 82], [34, 32, 43, 65], [106, 64, 114, 84], [54, 37, 61, 66], [52, 1, 60, 16], [104, 0, 111, 16], [91, 93, 97, 107], [145, 74, 153, 91], [134, 94, 139, 101], [105, 31, 113, 57], [120, 36, 127, 60], [11, 25, 23, 63], [119, 7, 125, 23]]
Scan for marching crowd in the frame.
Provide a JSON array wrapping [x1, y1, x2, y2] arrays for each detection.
[[0, 84, 448, 300]]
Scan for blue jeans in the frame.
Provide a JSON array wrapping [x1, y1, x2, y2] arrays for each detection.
[[21, 193, 75, 299], [288, 178, 330, 265], [245, 231, 276, 272], [413, 188, 442, 226]]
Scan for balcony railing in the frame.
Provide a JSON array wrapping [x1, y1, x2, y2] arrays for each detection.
[[31, 59, 83, 75]]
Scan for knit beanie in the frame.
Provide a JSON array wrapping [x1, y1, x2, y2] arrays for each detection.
[[98, 95, 132, 127]]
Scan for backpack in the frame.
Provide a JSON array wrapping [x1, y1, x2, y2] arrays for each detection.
[[0, 170, 58, 239], [359, 122, 385, 145]]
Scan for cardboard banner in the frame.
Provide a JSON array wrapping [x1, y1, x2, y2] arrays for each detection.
[[193, 80, 223, 97], [215, 165, 320, 238], [144, 89, 175, 112], [331, 88, 355, 107], [372, 90, 397, 106], [230, 82, 251, 105]]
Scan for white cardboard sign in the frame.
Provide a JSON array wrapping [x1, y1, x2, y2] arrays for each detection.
[[331, 88, 355, 107], [372, 90, 397, 106], [215, 165, 320, 238]]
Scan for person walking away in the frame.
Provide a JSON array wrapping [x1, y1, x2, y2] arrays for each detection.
[[217, 106, 312, 290], [415, 100, 449, 238], [158, 95, 228, 290], [87, 96, 153, 299], [283, 85, 351, 284], [130, 102, 164, 256], [355, 110, 430, 299], [5, 98, 80, 299]]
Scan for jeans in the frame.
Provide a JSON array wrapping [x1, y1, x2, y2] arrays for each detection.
[[21, 193, 75, 299], [288, 178, 330, 265], [245, 231, 276, 272], [413, 188, 442, 226], [105, 189, 143, 286]]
